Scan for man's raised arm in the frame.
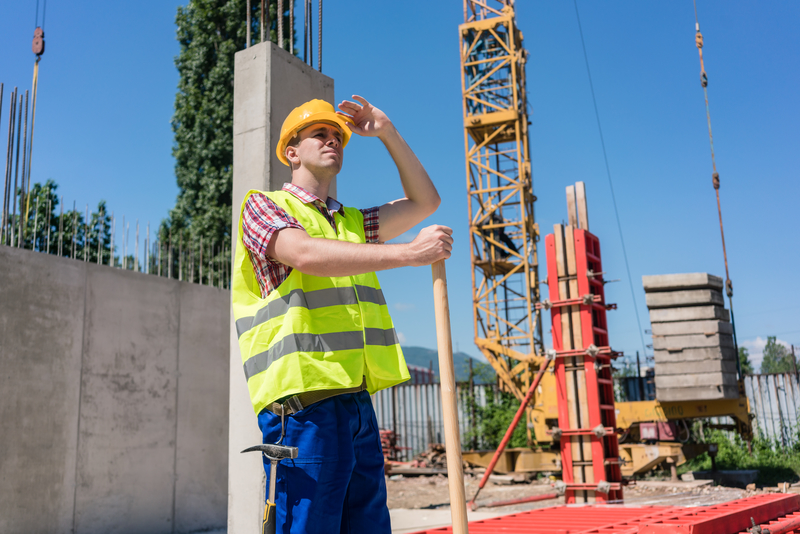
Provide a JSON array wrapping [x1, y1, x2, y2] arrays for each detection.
[[337, 96, 441, 243]]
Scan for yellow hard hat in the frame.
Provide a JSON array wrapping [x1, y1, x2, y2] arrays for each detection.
[[276, 99, 353, 166]]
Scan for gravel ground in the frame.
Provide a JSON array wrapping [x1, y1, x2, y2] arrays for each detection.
[[386, 472, 754, 513]]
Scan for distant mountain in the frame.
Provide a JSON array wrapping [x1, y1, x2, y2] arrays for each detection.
[[400, 346, 496, 384]]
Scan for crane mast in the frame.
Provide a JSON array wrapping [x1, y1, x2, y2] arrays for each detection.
[[460, 0, 544, 418]]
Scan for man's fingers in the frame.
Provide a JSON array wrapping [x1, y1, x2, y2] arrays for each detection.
[[352, 95, 370, 107]]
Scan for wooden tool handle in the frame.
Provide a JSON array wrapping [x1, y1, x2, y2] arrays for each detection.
[[431, 260, 469, 534]]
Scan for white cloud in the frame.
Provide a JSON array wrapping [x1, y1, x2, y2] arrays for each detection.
[[741, 336, 791, 370], [393, 302, 415, 312], [397, 331, 407, 344]]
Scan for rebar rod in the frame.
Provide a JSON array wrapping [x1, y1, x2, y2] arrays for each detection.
[[259, 0, 264, 43], [2, 89, 16, 244], [289, 0, 293, 55], [71, 202, 76, 259], [32, 201, 38, 250], [278, 0, 283, 49], [200, 236, 204, 284], [308, 0, 313, 68], [247, 0, 252, 47], [18, 90, 29, 247], [318, 0, 322, 71], [97, 209, 103, 264], [146, 222, 150, 273], [135, 220, 139, 272], [122, 216, 126, 268], [84, 204, 88, 261], [12, 94, 23, 246], [179, 233, 183, 281], [46, 196, 51, 253], [110, 213, 115, 266], [168, 231, 172, 278], [303, 0, 307, 62], [58, 196, 63, 255]]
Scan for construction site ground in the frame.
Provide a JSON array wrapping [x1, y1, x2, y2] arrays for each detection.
[[385, 473, 792, 533]]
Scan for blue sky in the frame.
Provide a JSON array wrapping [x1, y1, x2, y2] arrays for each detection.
[[1, 1, 798, 370]]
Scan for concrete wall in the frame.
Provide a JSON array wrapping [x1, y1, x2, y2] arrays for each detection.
[[229, 41, 334, 533], [0, 245, 229, 534]]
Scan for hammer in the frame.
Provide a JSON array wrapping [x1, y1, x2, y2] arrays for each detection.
[[242, 443, 299, 534]]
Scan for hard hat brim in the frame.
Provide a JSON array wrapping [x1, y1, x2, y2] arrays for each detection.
[[276, 112, 353, 167]]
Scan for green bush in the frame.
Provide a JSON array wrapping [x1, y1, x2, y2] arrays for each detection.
[[680, 429, 800, 486], [462, 390, 528, 450]]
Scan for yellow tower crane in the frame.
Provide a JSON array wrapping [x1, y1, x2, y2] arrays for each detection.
[[459, 0, 549, 440]]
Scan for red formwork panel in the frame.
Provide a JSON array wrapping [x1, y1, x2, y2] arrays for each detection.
[[409, 494, 800, 534]]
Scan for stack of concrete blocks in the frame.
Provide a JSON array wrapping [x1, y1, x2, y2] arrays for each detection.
[[643, 273, 738, 401]]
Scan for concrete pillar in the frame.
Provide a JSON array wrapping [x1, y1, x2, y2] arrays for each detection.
[[229, 41, 334, 533]]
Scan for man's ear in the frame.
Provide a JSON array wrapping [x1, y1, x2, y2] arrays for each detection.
[[285, 144, 300, 168]]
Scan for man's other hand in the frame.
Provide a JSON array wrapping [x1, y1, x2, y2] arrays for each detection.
[[407, 225, 453, 266], [337, 95, 393, 139]]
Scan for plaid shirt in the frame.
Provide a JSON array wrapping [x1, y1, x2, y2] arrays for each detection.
[[242, 183, 380, 298]]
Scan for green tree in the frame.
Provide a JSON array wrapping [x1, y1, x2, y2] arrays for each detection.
[[760, 336, 795, 374], [166, 0, 294, 281], [739, 346, 754, 375]]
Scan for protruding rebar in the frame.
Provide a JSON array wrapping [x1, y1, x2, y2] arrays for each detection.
[[71, 201, 77, 259], [58, 196, 63, 256], [278, 0, 284, 48], [247, 0, 252, 47], [12, 94, 23, 246], [200, 236, 204, 284], [318, 0, 322, 71], [289, 0, 294, 55], [84, 204, 89, 262], [32, 200, 38, 250], [146, 222, 150, 273], [19, 90, 29, 247], [135, 220, 139, 272], [2, 89, 16, 245], [46, 196, 51, 253], [110, 212, 115, 266], [97, 209, 103, 264]]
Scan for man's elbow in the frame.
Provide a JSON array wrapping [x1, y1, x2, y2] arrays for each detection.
[[425, 191, 441, 217]]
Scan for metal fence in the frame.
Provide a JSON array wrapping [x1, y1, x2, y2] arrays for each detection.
[[371, 382, 499, 461], [745, 373, 800, 447]]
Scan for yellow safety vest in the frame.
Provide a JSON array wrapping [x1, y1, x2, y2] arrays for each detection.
[[232, 190, 409, 415]]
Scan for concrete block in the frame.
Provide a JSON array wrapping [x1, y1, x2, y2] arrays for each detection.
[[174, 283, 230, 533], [651, 320, 733, 337], [653, 332, 733, 351], [649, 305, 729, 323], [232, 41, 335, 533], [656, 384, 739, 401], [642, 272, 723, 292], [0, 248, 85, 534], [645, 289, 724, 309], [74, 265, 181, 533], [655, 372, 738, 389], [656, 359, 738, 376], [654, 346, 736, 363]]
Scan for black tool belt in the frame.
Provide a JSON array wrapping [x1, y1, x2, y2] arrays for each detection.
[[266, 377, 367, 416]]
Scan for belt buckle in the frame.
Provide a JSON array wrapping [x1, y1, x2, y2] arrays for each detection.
[[286, 395, 304, 414]]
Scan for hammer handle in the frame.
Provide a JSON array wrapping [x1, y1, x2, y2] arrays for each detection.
[[431, 260, 469, 534]]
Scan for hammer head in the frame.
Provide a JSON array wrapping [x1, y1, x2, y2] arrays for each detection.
[[241, 443, 299, 460]]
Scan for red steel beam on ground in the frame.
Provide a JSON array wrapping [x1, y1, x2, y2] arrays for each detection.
[[408, 495, 800, 534]]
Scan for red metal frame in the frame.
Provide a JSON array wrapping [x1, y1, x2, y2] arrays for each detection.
[[544, 228, 623, 503], [409, 494, 800, 534]]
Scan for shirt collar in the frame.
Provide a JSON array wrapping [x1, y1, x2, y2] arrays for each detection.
[[282, 183, 344, 214]]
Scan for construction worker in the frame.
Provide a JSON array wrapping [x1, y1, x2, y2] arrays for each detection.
[[232, 96, 452, 533]]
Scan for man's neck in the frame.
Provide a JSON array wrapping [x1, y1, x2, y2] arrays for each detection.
[[290, 168, 335, 201]]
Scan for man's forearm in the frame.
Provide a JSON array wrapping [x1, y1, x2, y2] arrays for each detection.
[[290, 237, 412, 277]]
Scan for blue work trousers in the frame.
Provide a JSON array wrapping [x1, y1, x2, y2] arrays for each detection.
[[257, 390, 391, 534]]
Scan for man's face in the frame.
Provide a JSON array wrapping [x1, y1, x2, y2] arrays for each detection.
[[287, 123, 344, 177]]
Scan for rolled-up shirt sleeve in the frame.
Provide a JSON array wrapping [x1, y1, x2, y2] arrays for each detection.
[[360, 206, 380, 244], [242, 193, 303, 259]]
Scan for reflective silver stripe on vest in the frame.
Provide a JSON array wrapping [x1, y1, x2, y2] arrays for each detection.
[[364, 327, 399, 347], [243, 331, 365, 380], [355, 285, 387, 306], [237, 286, 388, 338]]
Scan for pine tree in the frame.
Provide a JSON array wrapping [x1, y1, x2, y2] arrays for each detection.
[[738, 346, 754, 375]]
